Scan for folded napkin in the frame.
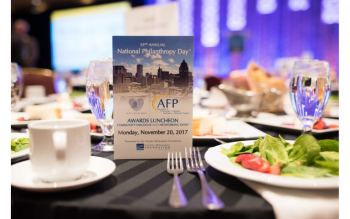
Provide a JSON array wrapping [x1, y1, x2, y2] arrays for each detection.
[[241, 179, 339, 219]]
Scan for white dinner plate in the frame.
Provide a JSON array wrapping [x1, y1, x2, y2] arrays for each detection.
[[246, 115, 339, 134], [11, 156, 116, 192], [11, 110, 82, 127], [205, 141, 339, 189], [11, 133, 30, 160], [90, 120, 267, 142], [193, 120, 266, 140]]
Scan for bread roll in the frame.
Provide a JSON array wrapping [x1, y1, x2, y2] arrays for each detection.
[[25, 106, 62, 120]]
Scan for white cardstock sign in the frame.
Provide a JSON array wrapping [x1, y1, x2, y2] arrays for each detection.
[[125, 2, 178, 36], [113, 36, 193, 159]]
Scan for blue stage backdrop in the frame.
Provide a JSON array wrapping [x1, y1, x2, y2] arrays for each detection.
[[146, 0, 339, 85]]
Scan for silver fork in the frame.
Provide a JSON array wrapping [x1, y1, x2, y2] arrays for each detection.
[[185, 147, 225, 210], [167, 151, 188, 208]]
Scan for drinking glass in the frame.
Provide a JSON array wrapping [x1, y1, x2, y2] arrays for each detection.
[[11, 63, 23, 111], [289, 60, 331, 135], [86, 58, 114, 152]]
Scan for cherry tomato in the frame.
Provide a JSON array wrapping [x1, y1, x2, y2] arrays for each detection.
[[90, 123, 96, 130], [17, 117, 25, 121], [313, 119, 326, 130]]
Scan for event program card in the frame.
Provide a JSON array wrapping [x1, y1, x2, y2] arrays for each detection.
[[113, 36, 193, 159]]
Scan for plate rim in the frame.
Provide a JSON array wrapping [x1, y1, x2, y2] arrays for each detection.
[[11, 156, 116, 192], [11, 110, 82, 126], [246, 116, 339, 134], [204, 140, 339, 189]]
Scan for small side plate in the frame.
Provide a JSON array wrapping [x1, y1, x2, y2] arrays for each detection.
[[11, 156, 116, 192]]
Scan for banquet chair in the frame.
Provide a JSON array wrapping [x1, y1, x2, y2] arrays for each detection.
[[21, 67, 56, 98]]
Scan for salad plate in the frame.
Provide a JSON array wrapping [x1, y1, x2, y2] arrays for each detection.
[[205, 140, 339, 189], [11, 156, 116, 192], [246, 115, 339, 134], [11, 133, 30, 160], [11, 110, 82, 128]]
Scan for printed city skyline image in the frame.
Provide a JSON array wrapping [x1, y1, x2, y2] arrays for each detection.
[[112, 36, 193, 75], [112, 36, 193, 95]]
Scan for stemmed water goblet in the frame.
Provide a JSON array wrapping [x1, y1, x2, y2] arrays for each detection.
[[11, 63, 23, 111], [289, 60, 331, 135], [86, 58, 114, 151]]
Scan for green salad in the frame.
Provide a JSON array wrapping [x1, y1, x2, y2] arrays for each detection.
[[11, 137, 30, 154], [220, 134, 339, 178]]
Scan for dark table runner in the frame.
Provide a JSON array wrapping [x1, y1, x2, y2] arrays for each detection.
[[11, 124, 338, 219], [11, 148, 274, 219]]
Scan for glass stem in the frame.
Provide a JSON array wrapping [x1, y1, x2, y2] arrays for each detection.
[[302, 123, 313, 135], [102, 135, 114, 145], [100, 122, 113, 136]]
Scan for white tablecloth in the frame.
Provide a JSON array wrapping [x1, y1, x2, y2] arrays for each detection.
[[241, 179, 339, 219]]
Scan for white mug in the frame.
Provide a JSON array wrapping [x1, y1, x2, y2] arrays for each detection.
[[28, 119, 91, 182]]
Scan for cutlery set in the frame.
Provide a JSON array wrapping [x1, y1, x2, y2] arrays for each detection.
[[167, 147, 225, 210]]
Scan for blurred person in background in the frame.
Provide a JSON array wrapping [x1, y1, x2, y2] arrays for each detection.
[[11, 19, 39, 67]]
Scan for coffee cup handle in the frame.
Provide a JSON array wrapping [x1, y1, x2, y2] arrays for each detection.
[[52, 131, 68, 173]]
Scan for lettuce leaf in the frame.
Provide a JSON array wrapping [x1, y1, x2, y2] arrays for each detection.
[[319, 151, 339, 162], [236, 138, 261, 155], [17, 138, 29, 144], [318, 140, 339, 152], [220, 142, 244, 157], [288, 134, 320, 166], [281, 165, 331, 178], [229, 157, 243, 167], [314, 160, 339, 170], [11, 137, 30, 153], [15, 143, 29, 152], [259, 135, 289, 165]]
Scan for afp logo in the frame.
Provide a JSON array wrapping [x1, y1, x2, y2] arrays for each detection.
[[152, 95, 179, 112]]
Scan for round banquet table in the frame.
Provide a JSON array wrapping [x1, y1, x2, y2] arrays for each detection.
[[11, 124, 339, 219]]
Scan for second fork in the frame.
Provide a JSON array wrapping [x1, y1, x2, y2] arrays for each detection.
[[185, 147, 225, 210]]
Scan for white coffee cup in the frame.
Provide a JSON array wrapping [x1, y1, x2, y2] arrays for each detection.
[[28, 119, 91, 182]]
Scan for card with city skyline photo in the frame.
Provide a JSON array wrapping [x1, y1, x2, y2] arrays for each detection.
[[112, 36, 193, 159]]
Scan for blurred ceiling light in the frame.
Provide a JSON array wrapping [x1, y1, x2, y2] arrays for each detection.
[[179, 0, 194, 36], [31, 0, 41, 6], [201, 0, 220, 47], [156, 0, 171, 4], [80, 0, 94, 5], [288, 0, 309, 11], [321, 0, 339, 24], [227, 0, 247, 31], [256, 0, 277, 14], [31, 2, 47, 14]]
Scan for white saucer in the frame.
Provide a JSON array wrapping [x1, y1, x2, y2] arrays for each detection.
[[11, 156, 116, 192]]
